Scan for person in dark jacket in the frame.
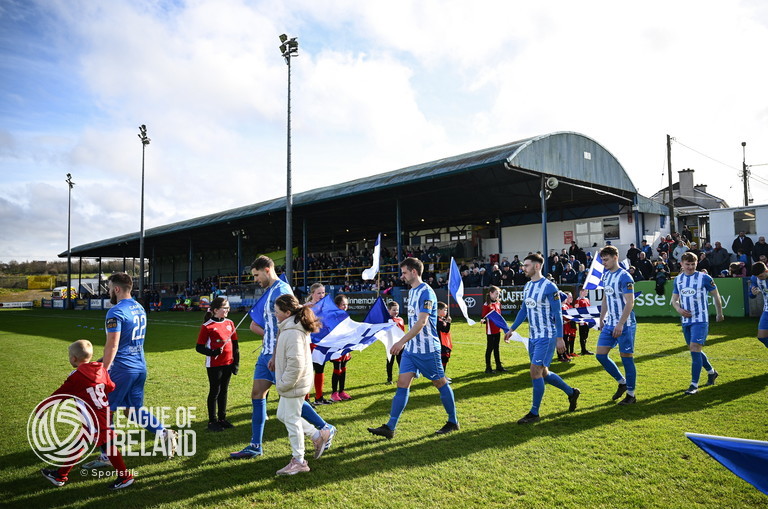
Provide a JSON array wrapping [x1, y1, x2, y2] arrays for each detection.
[[732, 232, 754, 262]]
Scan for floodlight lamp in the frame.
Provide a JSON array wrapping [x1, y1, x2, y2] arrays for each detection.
[[279, 34, 288, 43]]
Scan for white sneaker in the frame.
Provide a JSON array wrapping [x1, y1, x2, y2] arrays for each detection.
[[82, 454, 111, 469], [163, 429, 179, 459], [276, 457, 310, 476]]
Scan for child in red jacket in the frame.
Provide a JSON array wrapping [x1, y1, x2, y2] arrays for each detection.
[[480, 286, 506, 373], [437, 301, 453, 381], [38, 340, 133, 490]]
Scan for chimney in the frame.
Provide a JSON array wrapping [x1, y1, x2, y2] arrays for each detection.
[[694, 184, 707, 194], [678, 168, 695, 198]]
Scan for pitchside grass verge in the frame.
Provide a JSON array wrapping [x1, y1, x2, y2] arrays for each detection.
[[0, 309, 765, 508]]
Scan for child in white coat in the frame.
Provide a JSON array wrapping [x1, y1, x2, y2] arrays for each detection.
[[273, 294, 327, 475]]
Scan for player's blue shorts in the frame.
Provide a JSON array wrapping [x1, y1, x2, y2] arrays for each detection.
[[528, 337, 556, 367], [597, 324, 636, 354], [759, 311, 768, 331], [683, 323, 709, 345], [399, 350, 445, 381], [254, 353, 276, 383], [108, 369, 146, 412]]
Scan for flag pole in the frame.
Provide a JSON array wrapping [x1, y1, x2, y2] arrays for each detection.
[[377, 271, 381, 299], [446, 259, 452, 318]]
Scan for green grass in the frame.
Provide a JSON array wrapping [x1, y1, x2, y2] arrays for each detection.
[[0, 309, 766, 508]]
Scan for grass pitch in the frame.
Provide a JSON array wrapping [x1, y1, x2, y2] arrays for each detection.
[[0, 309, 766, 508]]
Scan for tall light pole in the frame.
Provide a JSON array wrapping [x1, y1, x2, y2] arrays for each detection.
[[138, 125, 151, 307], [66, 173, 75, 310], [279, 33, 298, 284]]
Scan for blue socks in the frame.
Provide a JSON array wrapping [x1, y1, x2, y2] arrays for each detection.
[[621, 356, 637, 394], [386, 387, 410, 430], [531, 377, 545, 415], [544, 372, 574, 396], [438, 383, 458, 424], [596, 353, 624, 383], [136, 407, 164, 434], [251, 398, 266, 446], [701, 351, 713, 372], [759, 337, 768, 348], [690, 351, 703, 386], [301, 400, 326, 429]]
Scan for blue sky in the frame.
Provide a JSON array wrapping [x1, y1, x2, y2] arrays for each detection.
[[1, 0, 767, 261]]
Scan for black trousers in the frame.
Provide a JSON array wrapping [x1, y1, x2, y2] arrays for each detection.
[[386, 352, 402, 381], [206, 365, 232, 422], [486, 333, 502, 369]]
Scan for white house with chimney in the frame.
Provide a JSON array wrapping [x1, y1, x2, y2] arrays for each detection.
[[651, 168, 729, 243]]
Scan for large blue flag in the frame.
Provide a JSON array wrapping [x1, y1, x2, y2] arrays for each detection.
[[686, 433, 768, 495], [364, 296, 390, 324], [311, 295, 403, 364], [448, 257, 476, 325], [483, 309, 509, 333], [584, 255, 632, 290], [248, 291, 268, 329], [279, 272, 290, 284], [361, 233, 381, 281]]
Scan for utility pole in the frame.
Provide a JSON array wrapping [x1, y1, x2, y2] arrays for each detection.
[[742, 142, 750, 207], [666, 134, 676, 234]]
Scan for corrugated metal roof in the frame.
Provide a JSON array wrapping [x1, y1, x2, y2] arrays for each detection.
[[65, 131, 664, 256]]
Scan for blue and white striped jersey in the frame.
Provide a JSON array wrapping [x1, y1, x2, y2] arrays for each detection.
[[405, 282, 439, 354], [260, 279, 294, 355], [673, 272, 717, 324], [601, 268, 636, 327], [513, 278, 562, 339], [750, 275, 768, 313]]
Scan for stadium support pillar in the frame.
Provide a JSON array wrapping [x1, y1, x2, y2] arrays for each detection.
[[122, 256, 126, 272], [396, 198, 403, 264], [97, 258, 102, 295], [78, 257, 82, 298], [151, 246, 156, 288], [171, 256, 176, 284], [302, 218, 308, 290], [236, 232, 242, 285], [496, 218, 503, 255], [540, 175, 548, 268], [188, 238, 193, 290]]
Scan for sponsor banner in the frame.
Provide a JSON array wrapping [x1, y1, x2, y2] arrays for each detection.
[[52, 299, 64, 309], [0, 301, 34, 308], [74, 299, 88, 310], [632, 278, 745, 317], [42, 299, 53, 308], [90, 299, 103, 310]]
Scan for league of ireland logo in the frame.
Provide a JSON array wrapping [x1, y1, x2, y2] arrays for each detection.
[[27, 395, 99, 467]]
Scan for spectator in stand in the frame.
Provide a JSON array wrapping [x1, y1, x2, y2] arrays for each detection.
[[626, 243, 641, 267], [732, 231, 754, 265], [491, 264, 503, 286], [551, 255, 565, 282], [752, 236, 768, 263], [510, 255, 521, 271], [729, 262, 747, 277], [656, 238, 670, 258], [561, 263, 577, 284], [636, 252, 654, 280], [478, 267, 492, 287], [514, 267, 530, 286], [672, 240, 690, 270], [640, 240, 653, 259], [696, 252, 711, 273], [701, 242, 713, 255], [568, 254, 581, 273], [480, 286, 505, 373], [709, 242, 731, 275], [500, 265, 514, 286], [576, 266, 587, 286], [500, 256, 511, 269], [629, 266, 645, 282]]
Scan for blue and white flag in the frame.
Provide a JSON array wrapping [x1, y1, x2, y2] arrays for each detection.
[[310, 295, 404, 364], [563, 305, 602, 329], [686, 433, 768, 495], [248, 291, 269, 328], [448, 257, 476, 325], [361, 233, 381, 281], [483, 309, 509, 333], [584, 255, 633, 290]]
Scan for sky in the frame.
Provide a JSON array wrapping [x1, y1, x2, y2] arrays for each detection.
[[1, 0, 767, 262]]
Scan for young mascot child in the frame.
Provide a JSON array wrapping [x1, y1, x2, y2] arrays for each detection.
[[39, 340, 134, 490], [385, 301, 405, 384], [437, 301, 453, 380], [273, 294, 332, 475], [331, 294, 353, 401]]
